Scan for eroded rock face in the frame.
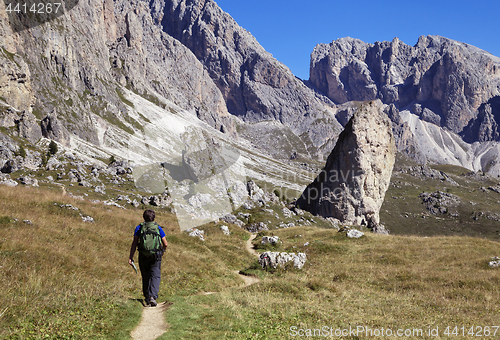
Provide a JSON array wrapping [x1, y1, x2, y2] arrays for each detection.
[[297, 100, 395, 228], [0, 50, 34, 112], [310, 35, 500, 134], [158, 0, 340, 155]]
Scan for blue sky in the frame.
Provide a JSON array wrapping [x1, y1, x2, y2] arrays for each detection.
[[215, 0, 500, 80]]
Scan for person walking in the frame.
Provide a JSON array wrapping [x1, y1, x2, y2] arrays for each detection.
[[128, 209, 168, 307]]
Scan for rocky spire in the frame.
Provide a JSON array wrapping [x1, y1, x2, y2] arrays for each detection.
[[297, 100, 395, 229]]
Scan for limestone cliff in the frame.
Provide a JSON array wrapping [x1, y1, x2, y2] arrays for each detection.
[[156, 0, 340, 155], [0, 0, 235, 147], [297, 100, 396, 228]]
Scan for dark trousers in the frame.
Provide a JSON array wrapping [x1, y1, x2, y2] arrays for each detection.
[[138, 253, 162, 300]]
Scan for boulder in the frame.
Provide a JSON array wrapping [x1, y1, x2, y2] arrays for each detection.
[[297, 100, 395, 229], [246, 222, 268, 233], [258, 251, 307, 269], [220, 225, 230, 235], [281, 207, 293, 218], [18, 175, 38, 187], [187, 228, 205, 241], [346, 229, 364, 239], [0, 173, 17, 187], [488, 257, 500, 268], [419, 191, 460, 215], [220, 213, 237, 224], [261, 236, 280, 246]]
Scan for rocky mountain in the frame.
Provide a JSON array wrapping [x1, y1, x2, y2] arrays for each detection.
[[0, 0, 327, 230], [3, 0, 500, 230], [310, 35, 500, 134], [155, 0, 341, 157], [297, 100, 395, 230], [310, 35, 500, 175]]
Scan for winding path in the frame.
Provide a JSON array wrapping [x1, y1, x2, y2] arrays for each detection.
[[130, 233, 260, 339]]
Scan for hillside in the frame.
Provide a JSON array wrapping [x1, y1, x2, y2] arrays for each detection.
[[0, 183, 498, 339]]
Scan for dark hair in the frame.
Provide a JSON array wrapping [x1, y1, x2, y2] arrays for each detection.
[[143, 209, 155, 222]]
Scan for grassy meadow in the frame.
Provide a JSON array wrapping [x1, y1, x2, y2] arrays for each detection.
[[0, 175, 499, 339]]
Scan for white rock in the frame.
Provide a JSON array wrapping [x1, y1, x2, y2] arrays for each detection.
[[220, 225, 230, 235], [346, 229, 364, 239], [489, 257, 500, 268], [281, 207, 293, 218], [0, 179, 18, 187], [187, 228, 205, 241], [259, 251, 307, 270], [261, 236, 280, 246], [81, 215, 94, 223]]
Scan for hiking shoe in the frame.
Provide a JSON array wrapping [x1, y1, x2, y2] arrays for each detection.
[[148, 297, 157, 307], [144, 298, 151, 307]]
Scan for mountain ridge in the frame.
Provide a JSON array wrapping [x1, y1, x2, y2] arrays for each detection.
[[2, 0, 500, 193]]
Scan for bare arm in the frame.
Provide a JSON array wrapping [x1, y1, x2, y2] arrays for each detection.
[[128, 235, 139, 265], [161, 236, 168, 251]]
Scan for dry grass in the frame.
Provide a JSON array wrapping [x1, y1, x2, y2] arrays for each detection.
[[1, 184, 499, 339], [0, 185, 254, 339], [161, 228, 499, 340]]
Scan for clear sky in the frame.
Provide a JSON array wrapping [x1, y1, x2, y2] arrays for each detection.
[[214, 0, 500, 80]]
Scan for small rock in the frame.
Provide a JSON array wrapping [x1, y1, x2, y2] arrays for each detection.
[[346, 229, 364, 239], [246, 222, 268, 233], [282, 207, 293, 218], [81, 215, 94, 223], [489, 256, 500, 268], [187, 228, 205, 241], [261, 236, 280, 246], [220, 225, 230, 235], [18, 176, 38, 187], [242, 202, 253, 210], [0, 174, 18, 187], [220, 214, 237, 224], [78, 180, 92, 187], [95, 185, 106, 194]]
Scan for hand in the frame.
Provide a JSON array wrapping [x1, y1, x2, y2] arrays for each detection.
[[128, 258, 134, 265]]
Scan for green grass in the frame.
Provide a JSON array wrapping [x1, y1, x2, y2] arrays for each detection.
[[380, 157, 500, 241], [159, 228, 499, 340], [0, 185, 254, 339], [1, 158, 500, 339], [115, 88, 135, 108]]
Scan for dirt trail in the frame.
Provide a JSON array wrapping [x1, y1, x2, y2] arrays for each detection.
[[130, 302, 170, 340], [235, 233, 260, 287], [245, 233, 258, 257], [130, 233, 260, 339]]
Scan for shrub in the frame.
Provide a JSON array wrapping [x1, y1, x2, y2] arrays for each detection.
[[48, 140, 58, 156], [17, 145, 26, 158]]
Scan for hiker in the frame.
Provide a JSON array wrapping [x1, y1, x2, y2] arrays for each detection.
[[128, 209, 168, 307]]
